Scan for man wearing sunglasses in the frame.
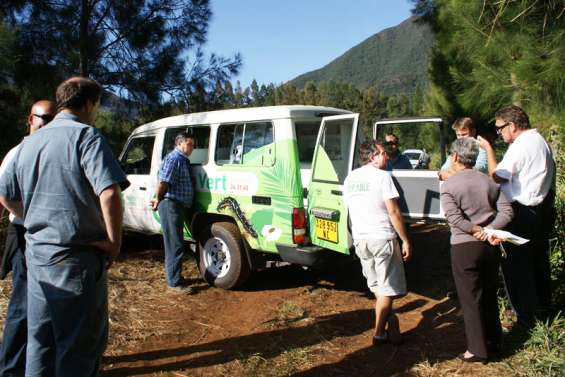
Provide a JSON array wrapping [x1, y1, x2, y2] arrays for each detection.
[[0, 100, 55, 376], [477, 105, 555, 329]]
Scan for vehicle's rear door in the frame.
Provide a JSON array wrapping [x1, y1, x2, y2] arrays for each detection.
[[374, 117, 445, 220], [307, 114, 360, 254]]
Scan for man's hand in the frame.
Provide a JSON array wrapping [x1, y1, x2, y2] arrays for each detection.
[[476, 136, 492, 151], [149, 198, 159, 211], [90, 239, 120, 268], [401, 241, 411, 262]]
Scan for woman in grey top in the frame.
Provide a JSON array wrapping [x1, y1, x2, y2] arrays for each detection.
[[440, 138, 513, 363]]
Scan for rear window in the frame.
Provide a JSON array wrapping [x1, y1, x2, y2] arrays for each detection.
[[295, 121, 321, 163]]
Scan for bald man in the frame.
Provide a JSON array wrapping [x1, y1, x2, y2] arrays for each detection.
[[0, 100, 55, 376]]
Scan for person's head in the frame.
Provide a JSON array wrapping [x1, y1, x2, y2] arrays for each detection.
[[385, 133, 399, 156], [451, 117, 477, 138], [449, 137, 479, 169], [27, 100, 56, 134], [56, 76, 102, 123], [494, 105, 530, 144], [359, 140, 389, 170], [175, 132, 194, 156]]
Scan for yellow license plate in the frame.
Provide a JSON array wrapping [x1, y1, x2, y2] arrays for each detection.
[[315, 218, 338, 243]]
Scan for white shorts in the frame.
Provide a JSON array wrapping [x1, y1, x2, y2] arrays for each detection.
[[354, 238, 407, 296]]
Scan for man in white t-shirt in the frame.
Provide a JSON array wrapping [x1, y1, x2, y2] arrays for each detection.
[[0, 100, 56, 375], [478, 105, 555, 328], [344, 140, 411, 346]]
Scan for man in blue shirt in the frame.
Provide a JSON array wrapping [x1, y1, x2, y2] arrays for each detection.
[[439, 117, 487, 180], [385, 134, 413, 170], [0, 77, 128, 376], [0, 100, 55, 376], [150, 133, 194, 291]]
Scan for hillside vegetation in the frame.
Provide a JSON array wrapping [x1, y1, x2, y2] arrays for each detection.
[[290, 17, 433, 95]]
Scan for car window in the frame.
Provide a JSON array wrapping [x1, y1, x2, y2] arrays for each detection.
[[295, 121, 321, 163], [121, 136, 155, 175], [376, 123, 441, 170], [162, 126, 210, 164], [215, 121, 274, 166]]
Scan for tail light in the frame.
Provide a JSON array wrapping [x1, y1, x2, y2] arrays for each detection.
[[292, 208, 306, 245]]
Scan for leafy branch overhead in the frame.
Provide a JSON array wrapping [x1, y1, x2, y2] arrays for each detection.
[[1, 0, 241, 107]]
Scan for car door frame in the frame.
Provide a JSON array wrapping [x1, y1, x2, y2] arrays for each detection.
[[374, 117, 446, 221]]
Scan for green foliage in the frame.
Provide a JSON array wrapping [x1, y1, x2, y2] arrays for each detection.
[[515, 314, 565, 377], [94, 111, 136, 156], [290, 17, 433, 96], [421, 0, 565, 131], [2, 1, 241, 111]]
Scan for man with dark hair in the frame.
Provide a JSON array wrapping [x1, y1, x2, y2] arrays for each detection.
[[478, 105, 555, 328], [384, 134, 413, 170], [0, 100, 55, 376], [150, 132, 195, 292], [344, 140, 411, 346], [0, 76, 129, 376]]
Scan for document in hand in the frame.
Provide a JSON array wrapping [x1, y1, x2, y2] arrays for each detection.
[[483, 228, 529, 245]]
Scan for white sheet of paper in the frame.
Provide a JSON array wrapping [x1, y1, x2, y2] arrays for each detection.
[[483, 228, 529, 245]]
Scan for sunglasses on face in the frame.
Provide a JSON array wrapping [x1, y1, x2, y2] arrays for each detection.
[[33, 113, 55, 123], [495, 122, 510, 135]]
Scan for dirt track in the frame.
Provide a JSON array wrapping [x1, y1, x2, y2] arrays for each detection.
[[0, 224, 516, 376]]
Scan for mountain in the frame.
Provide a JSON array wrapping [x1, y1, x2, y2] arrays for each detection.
[[290, 17, 433, 95]]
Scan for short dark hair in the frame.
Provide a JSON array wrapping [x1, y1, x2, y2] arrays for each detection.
[[358, 140, 390, 165], [56, 77, 102, 111], [495, 105, 530, 130]]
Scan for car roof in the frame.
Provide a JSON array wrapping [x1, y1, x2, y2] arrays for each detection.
[[131, 105, 351, 136]]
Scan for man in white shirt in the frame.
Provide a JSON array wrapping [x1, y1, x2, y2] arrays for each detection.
[[0, 100, 56, 375], [478, 105, 555, 328], [344, 140, 411, 346]]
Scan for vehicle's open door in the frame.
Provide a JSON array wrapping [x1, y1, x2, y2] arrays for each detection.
[[307, 114, 360, 254], [374, 117, 445, 220]]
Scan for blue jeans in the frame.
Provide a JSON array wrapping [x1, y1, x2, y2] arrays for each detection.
[[0, 246, 27, 377], [25, 250, 108, 377], [158, 199, 186, 287]]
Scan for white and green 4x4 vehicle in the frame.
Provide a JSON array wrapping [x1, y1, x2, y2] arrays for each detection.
[[119, 106, 446, 289]]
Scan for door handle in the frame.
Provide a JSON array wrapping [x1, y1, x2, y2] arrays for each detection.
[[139, 186, 147, 191], [331, 190, 342, 196]]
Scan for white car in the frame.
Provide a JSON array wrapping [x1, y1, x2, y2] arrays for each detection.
[[403, 149, 430, 169]]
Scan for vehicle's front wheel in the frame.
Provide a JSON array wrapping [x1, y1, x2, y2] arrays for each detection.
[[198, 222, 250, 289]]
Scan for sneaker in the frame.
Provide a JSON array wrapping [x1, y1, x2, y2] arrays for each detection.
[[386, 314, 402, 345]]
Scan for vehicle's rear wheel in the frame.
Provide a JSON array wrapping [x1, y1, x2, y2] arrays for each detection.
[[198, 222, 250, 289]]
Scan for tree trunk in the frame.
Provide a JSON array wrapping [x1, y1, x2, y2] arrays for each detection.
[[79, 0, 90, 77]]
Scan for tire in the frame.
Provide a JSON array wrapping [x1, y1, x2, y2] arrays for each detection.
[[198, 222, 250, 289]]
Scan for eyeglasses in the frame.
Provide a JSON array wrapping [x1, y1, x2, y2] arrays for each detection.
[[386, 141, 398, 146], [33, 113, 55, 123], [495, 122, 510, 135]]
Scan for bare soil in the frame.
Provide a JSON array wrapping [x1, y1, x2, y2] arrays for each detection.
[[0, 224, 521, 376]]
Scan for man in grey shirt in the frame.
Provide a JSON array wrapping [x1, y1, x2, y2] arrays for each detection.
[[0, 77, 129, 376]]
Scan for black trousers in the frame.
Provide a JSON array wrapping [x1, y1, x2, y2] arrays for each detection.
[[501, 192, 555, 327], [451, 241, 502, 358]]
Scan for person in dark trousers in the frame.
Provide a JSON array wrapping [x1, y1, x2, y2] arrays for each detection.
[[150, 132, 195, 293], [441, 137, 513, 363], [478, 105, 556, 328], [0, 77, 128, 376], [0, 100, 55, 376]]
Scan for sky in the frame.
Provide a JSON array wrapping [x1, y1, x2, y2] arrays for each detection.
[[204, 0, 414, 89]]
